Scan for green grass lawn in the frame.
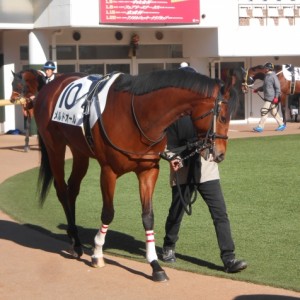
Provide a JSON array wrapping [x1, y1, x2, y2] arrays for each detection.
[[0, 134, 299, 291]]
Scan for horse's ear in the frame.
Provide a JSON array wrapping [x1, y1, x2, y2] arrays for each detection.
[[11, 70, 16, 77]]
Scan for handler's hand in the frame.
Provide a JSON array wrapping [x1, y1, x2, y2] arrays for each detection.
[[170, 158, 183, 171], [272, 97, 279, 104]]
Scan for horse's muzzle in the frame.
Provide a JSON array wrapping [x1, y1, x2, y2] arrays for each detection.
[[214, 153, 225, 163]]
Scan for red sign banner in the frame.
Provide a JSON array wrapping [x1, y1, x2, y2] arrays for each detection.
[[100, 0, 200, 24]]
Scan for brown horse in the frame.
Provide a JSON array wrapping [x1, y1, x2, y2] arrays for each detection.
[[34, 70, 238, 282], [10, 69, 46, 151], [242, 64, 300, 124]]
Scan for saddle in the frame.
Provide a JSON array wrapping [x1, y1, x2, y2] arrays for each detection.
[[82, 72, 119, 148]]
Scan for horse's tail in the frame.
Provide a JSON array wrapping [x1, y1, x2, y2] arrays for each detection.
[[37, 133, 53, 206]]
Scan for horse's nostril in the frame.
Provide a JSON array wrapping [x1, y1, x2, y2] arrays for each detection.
[[215, 153, 225, 163]]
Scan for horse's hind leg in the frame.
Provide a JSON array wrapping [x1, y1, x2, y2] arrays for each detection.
[[138, 168, 169, 282], [91, 166, 117, 268], [45, 142, 84, 258], [66, 149, 90, 257]]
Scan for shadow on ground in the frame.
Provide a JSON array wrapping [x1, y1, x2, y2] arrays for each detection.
[[0, 219, 221, 272]]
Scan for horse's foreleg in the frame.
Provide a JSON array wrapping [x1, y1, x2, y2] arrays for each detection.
[[91, 166, 117, 268], [138, 168, 169, 282], [91, 224, 108, 268]]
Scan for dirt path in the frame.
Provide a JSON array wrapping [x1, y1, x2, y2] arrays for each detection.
[[1, 124, 300, 300]]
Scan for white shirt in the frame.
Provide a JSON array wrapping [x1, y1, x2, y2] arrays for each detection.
[[169, 156, 220, 187], [46, 74, 55, 84]]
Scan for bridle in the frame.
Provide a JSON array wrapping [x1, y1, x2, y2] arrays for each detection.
[[11, 75, 29, 105], [11, 71, 43, 105], [97, 91, 230, 160], [161, 92, 229, 162], [191, 92, 229, 158]]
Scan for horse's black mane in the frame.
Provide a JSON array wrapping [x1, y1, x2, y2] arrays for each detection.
[[113, 69, 222, 97], [114, 69, 239, 116]]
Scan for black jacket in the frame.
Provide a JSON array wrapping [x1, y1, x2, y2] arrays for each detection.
[[167, 116, 201, 183]]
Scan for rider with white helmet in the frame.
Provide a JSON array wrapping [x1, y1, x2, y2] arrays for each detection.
[[43, 60, 57, 84]]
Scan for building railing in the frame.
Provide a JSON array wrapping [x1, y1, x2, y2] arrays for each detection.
[[239, 3, 300, 25]]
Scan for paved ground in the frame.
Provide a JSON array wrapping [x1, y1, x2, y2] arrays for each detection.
[[1, 123, 300, 300]]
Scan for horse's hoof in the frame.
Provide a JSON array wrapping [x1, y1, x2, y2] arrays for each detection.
[[152, 270, 169, 282], [91, 256, 105, 268], [67, 248, 79, 258], [67, 246, 83, 258], [74, 245, 83, 257], [150, 259, 169, 282], [24, 146, 30, 152]]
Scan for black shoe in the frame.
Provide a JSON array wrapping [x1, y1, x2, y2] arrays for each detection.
[[161, 248, 176, 263], [224, 259, 247, 273]]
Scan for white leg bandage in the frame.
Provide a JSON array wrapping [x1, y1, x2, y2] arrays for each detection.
[[145, 230, 158, 263], [93, 224, 109, 258]]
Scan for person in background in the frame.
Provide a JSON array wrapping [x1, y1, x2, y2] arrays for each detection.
[[43, 60, 57, 83], [179, 61, 197, 72], [253, 62, 286, 132], [161, 63, 248, 273]]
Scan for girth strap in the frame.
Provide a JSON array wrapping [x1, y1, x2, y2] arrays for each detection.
[[82, 73, 117, 149]]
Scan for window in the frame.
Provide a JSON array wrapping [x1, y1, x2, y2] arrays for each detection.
[[58, 64, 76, 73], [80, 64, 104, 74], [57, 46, 76, 60], [20, 46, 29, 60], [106, 64, 130, 74], [137, 45, 182, 58], [79, 46, 129, 59], [138, 63, 164, 74]]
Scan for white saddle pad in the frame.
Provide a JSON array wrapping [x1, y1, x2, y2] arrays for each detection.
[[52, 73, 121, 127], [282, 65, 300, 81]]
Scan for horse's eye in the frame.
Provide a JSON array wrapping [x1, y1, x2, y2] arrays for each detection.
[[219, 115, 227, 124]]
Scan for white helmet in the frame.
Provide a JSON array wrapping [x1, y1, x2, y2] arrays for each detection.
[[180, 62, 189, 68]]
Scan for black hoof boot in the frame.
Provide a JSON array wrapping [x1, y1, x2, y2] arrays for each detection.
[[150, 260, 169, 282], [67, 245, 83, 258], [74, 245, 84, 258]]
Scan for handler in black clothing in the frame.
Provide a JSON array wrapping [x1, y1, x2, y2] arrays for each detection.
[[161, 64, 247, 273]]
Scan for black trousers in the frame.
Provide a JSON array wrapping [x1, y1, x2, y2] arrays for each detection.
[[163, 180, 235, 264]]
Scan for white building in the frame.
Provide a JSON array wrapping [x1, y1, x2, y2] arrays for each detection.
[[1, 0, 300, 133]]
